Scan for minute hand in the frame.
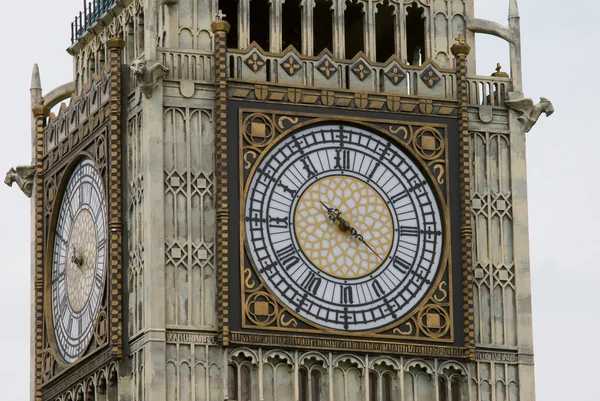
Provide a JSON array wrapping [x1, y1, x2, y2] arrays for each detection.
[[337, 215, 384, 262]]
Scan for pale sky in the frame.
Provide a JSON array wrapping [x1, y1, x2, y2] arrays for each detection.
[[0, 1, 597, 400]]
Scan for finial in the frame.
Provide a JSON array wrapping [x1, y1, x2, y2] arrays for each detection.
[[451, 35, 471, 57], [30, 64, 41, 91], [211, 12, 231, 34], [491, 63, 509, 78], [509, 0, 520, 19]]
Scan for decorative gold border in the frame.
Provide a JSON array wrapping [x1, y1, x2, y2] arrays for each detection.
[[230, 332, 467, 358], [238, 111, 458, 347], [228, 81, 459, 118]]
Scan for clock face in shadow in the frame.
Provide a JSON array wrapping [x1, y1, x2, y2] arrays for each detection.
[[244, 124, 444, 331], [51, 159, 107, 363]]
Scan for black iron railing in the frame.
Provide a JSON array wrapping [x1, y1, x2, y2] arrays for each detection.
[[71, 0, 117, 44]]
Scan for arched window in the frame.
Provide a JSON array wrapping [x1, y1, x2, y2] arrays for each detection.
[[88, 54, 96, 77], [313, 0, 333, 54], [310, 369, 323, 401], [240, 365, 252, 401], [282, 0, 302, 51], [250, 0, 270, 50], [228, 364, 238, 400], [375, 1, 395, 62], [438, 367, 466, 401], [299, 367, 324, 401], [228, 358, 256, 401], [344, 0, 364, 59], [219, 0, 239, 48], [382, 372, 394, 401], [406, 2, 425, 65], [137, 13, 145, 56], [126, 20, 135, 63], [97, 46, 106, 70], [299, 368, 309, 401], [369, 371, 379, 401]]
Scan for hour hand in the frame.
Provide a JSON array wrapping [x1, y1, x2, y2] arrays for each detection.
[[71, 247, 84, 270], [319, 201, 342, 222]]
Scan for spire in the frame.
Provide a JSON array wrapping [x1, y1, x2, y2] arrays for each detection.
[[30, 64, 41, 92], [509, 0, 520, 19]]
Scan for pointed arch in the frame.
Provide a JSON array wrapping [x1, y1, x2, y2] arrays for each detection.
[[375, 0, 396, 62], [250, 0, 271, 50], [313, 0, 334, 55], [344, 0, 365, 59], [282, 0, 302, 51]]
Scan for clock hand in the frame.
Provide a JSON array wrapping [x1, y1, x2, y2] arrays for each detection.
[[319, 201, 342, 223], [71, 247, 84, 270], [321, 204, 384, 262]]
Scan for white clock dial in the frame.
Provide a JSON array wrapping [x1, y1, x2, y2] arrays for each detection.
[[51, 159, 107, 363], [244, 124, 444, 331]]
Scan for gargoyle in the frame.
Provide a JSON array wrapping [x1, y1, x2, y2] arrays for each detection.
[[5, 165, 36, 198], [505, 97, 554, 133], [130, 59, 170, 99]]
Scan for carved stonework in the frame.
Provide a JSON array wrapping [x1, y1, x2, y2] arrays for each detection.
[[5, 165, 35, 197], [505, 96, 554, 132], [130, 60, 169, 99]]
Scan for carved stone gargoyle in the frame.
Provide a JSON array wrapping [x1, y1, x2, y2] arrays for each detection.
[[505, 97, 554, 133], [5, 165, 36, 198], [130, 59, 170, 99]]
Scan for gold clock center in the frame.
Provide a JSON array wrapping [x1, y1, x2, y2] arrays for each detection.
[[294, 175, 394, 279], [66, 209, 98, 312]]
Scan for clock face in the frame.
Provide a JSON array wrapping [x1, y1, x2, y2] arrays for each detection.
[[51, 159, 107, 363], [244, 124, 444, 332]]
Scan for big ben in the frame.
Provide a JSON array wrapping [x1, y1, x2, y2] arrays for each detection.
[[4, 0, 553, 400]]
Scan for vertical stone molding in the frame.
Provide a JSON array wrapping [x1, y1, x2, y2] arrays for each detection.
[[211, 19, 231, 346], [451, 37, 475, 360], [32, 104, 50, 401], [107, 37, 125, 359]]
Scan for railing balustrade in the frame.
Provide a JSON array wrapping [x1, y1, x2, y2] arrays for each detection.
[[71, 0, 117, 44]]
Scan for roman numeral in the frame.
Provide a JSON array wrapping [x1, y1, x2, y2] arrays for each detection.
[[372, 279, 385, 297], [301, 156, 317, 178], [368, 161, 381, 179], [334, 149, 351, 170], [392, 256, 411, 274], [276, 244, 300, 271], [277, 182, 297, 197], [268, 216, 289, 229], [341, 285, 354, 304], [59, 296, 69, 315], [400, 226, 419, 237], [301, 272, 321, 295]]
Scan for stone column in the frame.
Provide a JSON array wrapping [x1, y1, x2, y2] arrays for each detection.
[[106, 37, 125, 359], [32, 104, 50, 401], [29, 64, 43, 401], [211, 18, 232, 347], [451, 37, 475, 360]]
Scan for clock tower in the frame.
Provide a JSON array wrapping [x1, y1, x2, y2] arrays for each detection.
[[6, 0, 552, 400]]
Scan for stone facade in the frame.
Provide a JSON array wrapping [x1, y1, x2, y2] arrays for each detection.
[[18, 0, 550, 400]]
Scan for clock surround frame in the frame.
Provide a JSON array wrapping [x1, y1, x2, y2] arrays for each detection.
[[43, 154, 109, 368], [222, 97, 470, 358]]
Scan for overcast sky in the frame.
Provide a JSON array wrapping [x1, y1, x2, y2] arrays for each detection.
[[0, 0, 597, 400]]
